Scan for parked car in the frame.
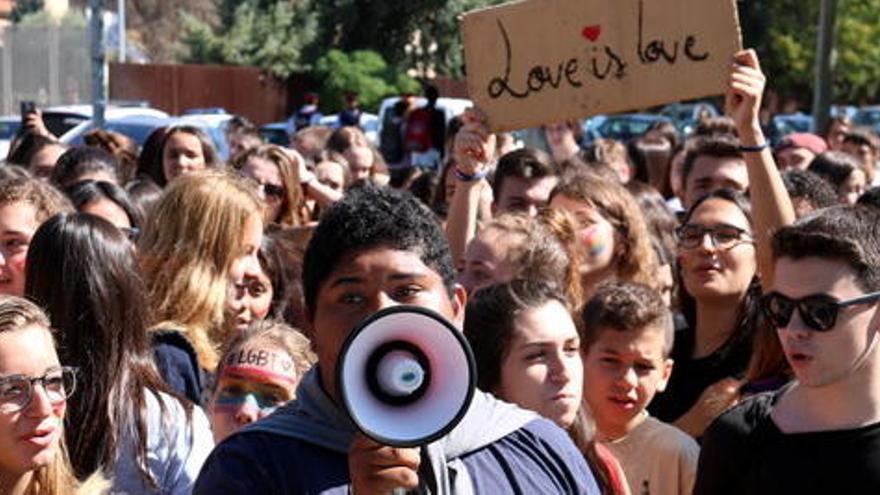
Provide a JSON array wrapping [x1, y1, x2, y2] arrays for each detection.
[[60, 111, 234, 162], [660, 102, 720, 136], [318, 112, 380, 145], [375, 96, 471, 142], [853, 106, 880, 133], [182, 107, 229, 116], [176, 113, 235, 162], [59, 114, 173, 147], [766, 112, 815, 146], [41, 104, 168, 138], [0, 116, 21, 159], [259, 122, 290, 146], [831, 105, 859, 120], [594, 113, 673, 143], [581, 115, 607, 146]]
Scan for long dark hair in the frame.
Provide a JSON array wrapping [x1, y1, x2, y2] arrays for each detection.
[[24, 213, 189, 485], [137, 125, 218, 187], [65, 179, 144, 230], [464, 280, 619, 495]]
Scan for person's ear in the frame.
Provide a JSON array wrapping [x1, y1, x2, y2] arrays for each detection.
[[656, 358, 674, 393], [450, 283, 468, 327]]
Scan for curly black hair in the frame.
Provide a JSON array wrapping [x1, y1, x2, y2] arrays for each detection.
[[302, 185, 455, 315], [781, 169, 837, 212], [858, 186, 880, 209], [807, 151, 861, 188]]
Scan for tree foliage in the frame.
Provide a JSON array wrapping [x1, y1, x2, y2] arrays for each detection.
[[312, 0, 443, 69], [17, 9, 87, 27], [312, 0, 506, 79], [740, 0, 880, 104], [182, 0, 318, 78], [124, 0, 218, 63], [313, 49, 420, 113], [10, 0, 44, 23]]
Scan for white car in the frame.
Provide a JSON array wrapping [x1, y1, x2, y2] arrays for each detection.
[[58, 115, 173, 147], [0, 116, 21, 160], [176, 113, 234, 161], [376, 96, 472, 135], [43, 104, 168, 138], [59, 112, 234, 161], [319, 113, 380, 145]]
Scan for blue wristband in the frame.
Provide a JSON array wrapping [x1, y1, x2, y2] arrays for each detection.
[[453, 167, 488, 182], [738, 142, 768, 153]]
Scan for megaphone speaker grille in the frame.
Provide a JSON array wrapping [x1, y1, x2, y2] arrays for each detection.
[[337, 306, 476, 447]]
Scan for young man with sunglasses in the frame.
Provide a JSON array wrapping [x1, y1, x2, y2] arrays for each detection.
[[694, 205, 880, 494]]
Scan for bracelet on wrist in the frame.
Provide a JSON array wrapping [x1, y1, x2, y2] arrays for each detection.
[[453, 167, 488, 182], [737, 142, 768, 153]]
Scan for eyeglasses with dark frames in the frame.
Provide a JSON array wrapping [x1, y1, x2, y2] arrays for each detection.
[[0, 366, 77, 413], [675, 223, 754, 250]]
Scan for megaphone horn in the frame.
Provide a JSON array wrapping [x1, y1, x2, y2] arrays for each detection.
[[336, 305, 476, 448]]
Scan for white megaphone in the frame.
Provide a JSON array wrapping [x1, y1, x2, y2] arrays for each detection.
[[336, 305, 476, 447]]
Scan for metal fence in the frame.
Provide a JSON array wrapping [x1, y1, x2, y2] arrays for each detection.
[[0, 25, 91, 116]]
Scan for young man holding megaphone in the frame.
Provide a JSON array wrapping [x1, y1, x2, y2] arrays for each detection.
[[194, 186, 597, 493]]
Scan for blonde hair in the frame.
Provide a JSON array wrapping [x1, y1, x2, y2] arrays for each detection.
[[231, 144, 306, 227], [537, 208, 586, 307], [138, 171, 261, 370], [0, 296, 81, 495], [550, 173, 659, 292], [326, 126, 388, 181], [481, 213, 582, 310]]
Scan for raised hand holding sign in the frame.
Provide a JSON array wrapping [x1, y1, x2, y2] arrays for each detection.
[[461, 0, 742, 131]]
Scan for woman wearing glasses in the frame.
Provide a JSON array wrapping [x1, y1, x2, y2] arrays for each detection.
[[648, 189, 762, 437], [24, 213, 213, 494], [0, 295, 83, 495], [647, 50, 796, 438], [232, 145, 308, 228]]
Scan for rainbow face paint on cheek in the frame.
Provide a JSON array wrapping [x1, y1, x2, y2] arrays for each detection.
[[581, 225, 610, 258]]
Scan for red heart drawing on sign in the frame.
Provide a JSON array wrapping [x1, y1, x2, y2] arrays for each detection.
[[581, 25, 601, 42]]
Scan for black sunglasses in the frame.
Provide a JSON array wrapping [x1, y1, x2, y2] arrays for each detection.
[[761, 290, 880, 332], [262, 183, 285, 198]]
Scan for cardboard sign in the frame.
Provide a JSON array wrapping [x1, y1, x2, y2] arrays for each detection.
[[461, 0, 742, 131]]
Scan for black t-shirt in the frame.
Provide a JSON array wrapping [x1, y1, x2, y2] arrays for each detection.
[[694, 389, 880, 494], [648, 315, 754, 423]]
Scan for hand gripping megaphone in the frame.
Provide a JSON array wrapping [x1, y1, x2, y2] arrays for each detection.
[[336, 305, 477, 447]]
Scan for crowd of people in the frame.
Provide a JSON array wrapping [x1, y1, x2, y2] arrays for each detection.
[[0, 46, 878, 494]]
